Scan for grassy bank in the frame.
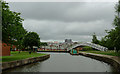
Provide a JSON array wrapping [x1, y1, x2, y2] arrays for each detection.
[[2, 51, 46, 62], [80, 50, 120, 57]]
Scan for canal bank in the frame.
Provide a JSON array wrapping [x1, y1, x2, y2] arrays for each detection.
[[2, 54, 50, 70], [79, 52, 120, 72], [3, 52, 115, 72]]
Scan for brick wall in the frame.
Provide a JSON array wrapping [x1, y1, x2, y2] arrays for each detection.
[[0, 42, 1, 56], [0, 41, 11, 56], [1, 43, 11, 56]]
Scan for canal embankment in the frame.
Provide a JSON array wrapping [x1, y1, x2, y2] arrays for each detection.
[[2, 54, 50, 70], [3, 52, 114, 72], [79, 52, 120, 72]]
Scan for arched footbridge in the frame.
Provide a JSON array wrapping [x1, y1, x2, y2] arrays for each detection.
[[67, 42, 108, 51]]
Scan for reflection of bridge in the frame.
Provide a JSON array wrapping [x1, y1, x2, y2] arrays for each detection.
[[67, 42, 108, 51]]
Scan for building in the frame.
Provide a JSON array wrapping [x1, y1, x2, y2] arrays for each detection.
[[0, 42, 11, 56], [33, 46, 38, 52], [65, 39, 72, 43], [0, 40, 17, 56]]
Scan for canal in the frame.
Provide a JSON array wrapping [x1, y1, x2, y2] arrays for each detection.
[[3, 52, 115, 72]]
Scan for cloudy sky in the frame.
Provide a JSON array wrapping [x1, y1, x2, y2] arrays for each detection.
[[7, 1, 117, 42]]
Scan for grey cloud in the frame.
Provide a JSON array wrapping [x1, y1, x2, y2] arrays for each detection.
[[9, 2, 115, 22], [23, 19, 113, 41], [8, 2, 115, 42]]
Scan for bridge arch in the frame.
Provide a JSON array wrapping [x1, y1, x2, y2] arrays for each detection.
[[67, 42, 108, 51]]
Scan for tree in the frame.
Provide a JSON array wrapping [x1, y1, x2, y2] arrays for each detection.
[[92, 33, 99, 44], [2, 1, 26, 49], [23, 32, 40, 52], [105, 0, 120, 52], [12, 25, 27, 50], [40, 42, 48, 50], [99, 37, 106, 46], [0, 2, 2, 41]]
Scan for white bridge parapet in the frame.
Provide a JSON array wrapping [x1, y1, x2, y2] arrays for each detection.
[[67, 42, 108, 51]]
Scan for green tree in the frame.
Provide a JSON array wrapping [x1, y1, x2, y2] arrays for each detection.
[[1, 1, 27, 52], [2, 1, 25, 46], [23, 32, 40, 52], [99, 37, 106, 46], [40, 42, 48, 50], [92, 33, 99, 44], [12, 25, 27, 49], [0, 1, 2, 41], [99, 36, 114, 50], [106, 0, 120, 52]]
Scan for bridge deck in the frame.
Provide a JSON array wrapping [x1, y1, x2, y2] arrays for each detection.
[[67, 42, 108, 51]]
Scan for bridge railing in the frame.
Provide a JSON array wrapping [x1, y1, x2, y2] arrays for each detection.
[[68, 42, 108, 51]]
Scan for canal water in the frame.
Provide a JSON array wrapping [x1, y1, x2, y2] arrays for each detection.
[[3, 52, 115, 72]]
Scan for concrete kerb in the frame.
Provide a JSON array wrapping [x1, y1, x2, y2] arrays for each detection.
[[2, 54, 50, 70], [79, 52, 120, 72]]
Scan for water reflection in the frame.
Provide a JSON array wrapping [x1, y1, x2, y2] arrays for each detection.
[[3, 52, 115, 72]]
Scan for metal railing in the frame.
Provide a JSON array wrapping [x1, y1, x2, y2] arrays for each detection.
[[67, 42, 108, 51]]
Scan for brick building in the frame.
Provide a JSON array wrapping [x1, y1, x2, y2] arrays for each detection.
[[0, 41, 17, 56]]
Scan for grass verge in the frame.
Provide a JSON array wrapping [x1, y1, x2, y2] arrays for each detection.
[[2, 51, 46, 62]]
